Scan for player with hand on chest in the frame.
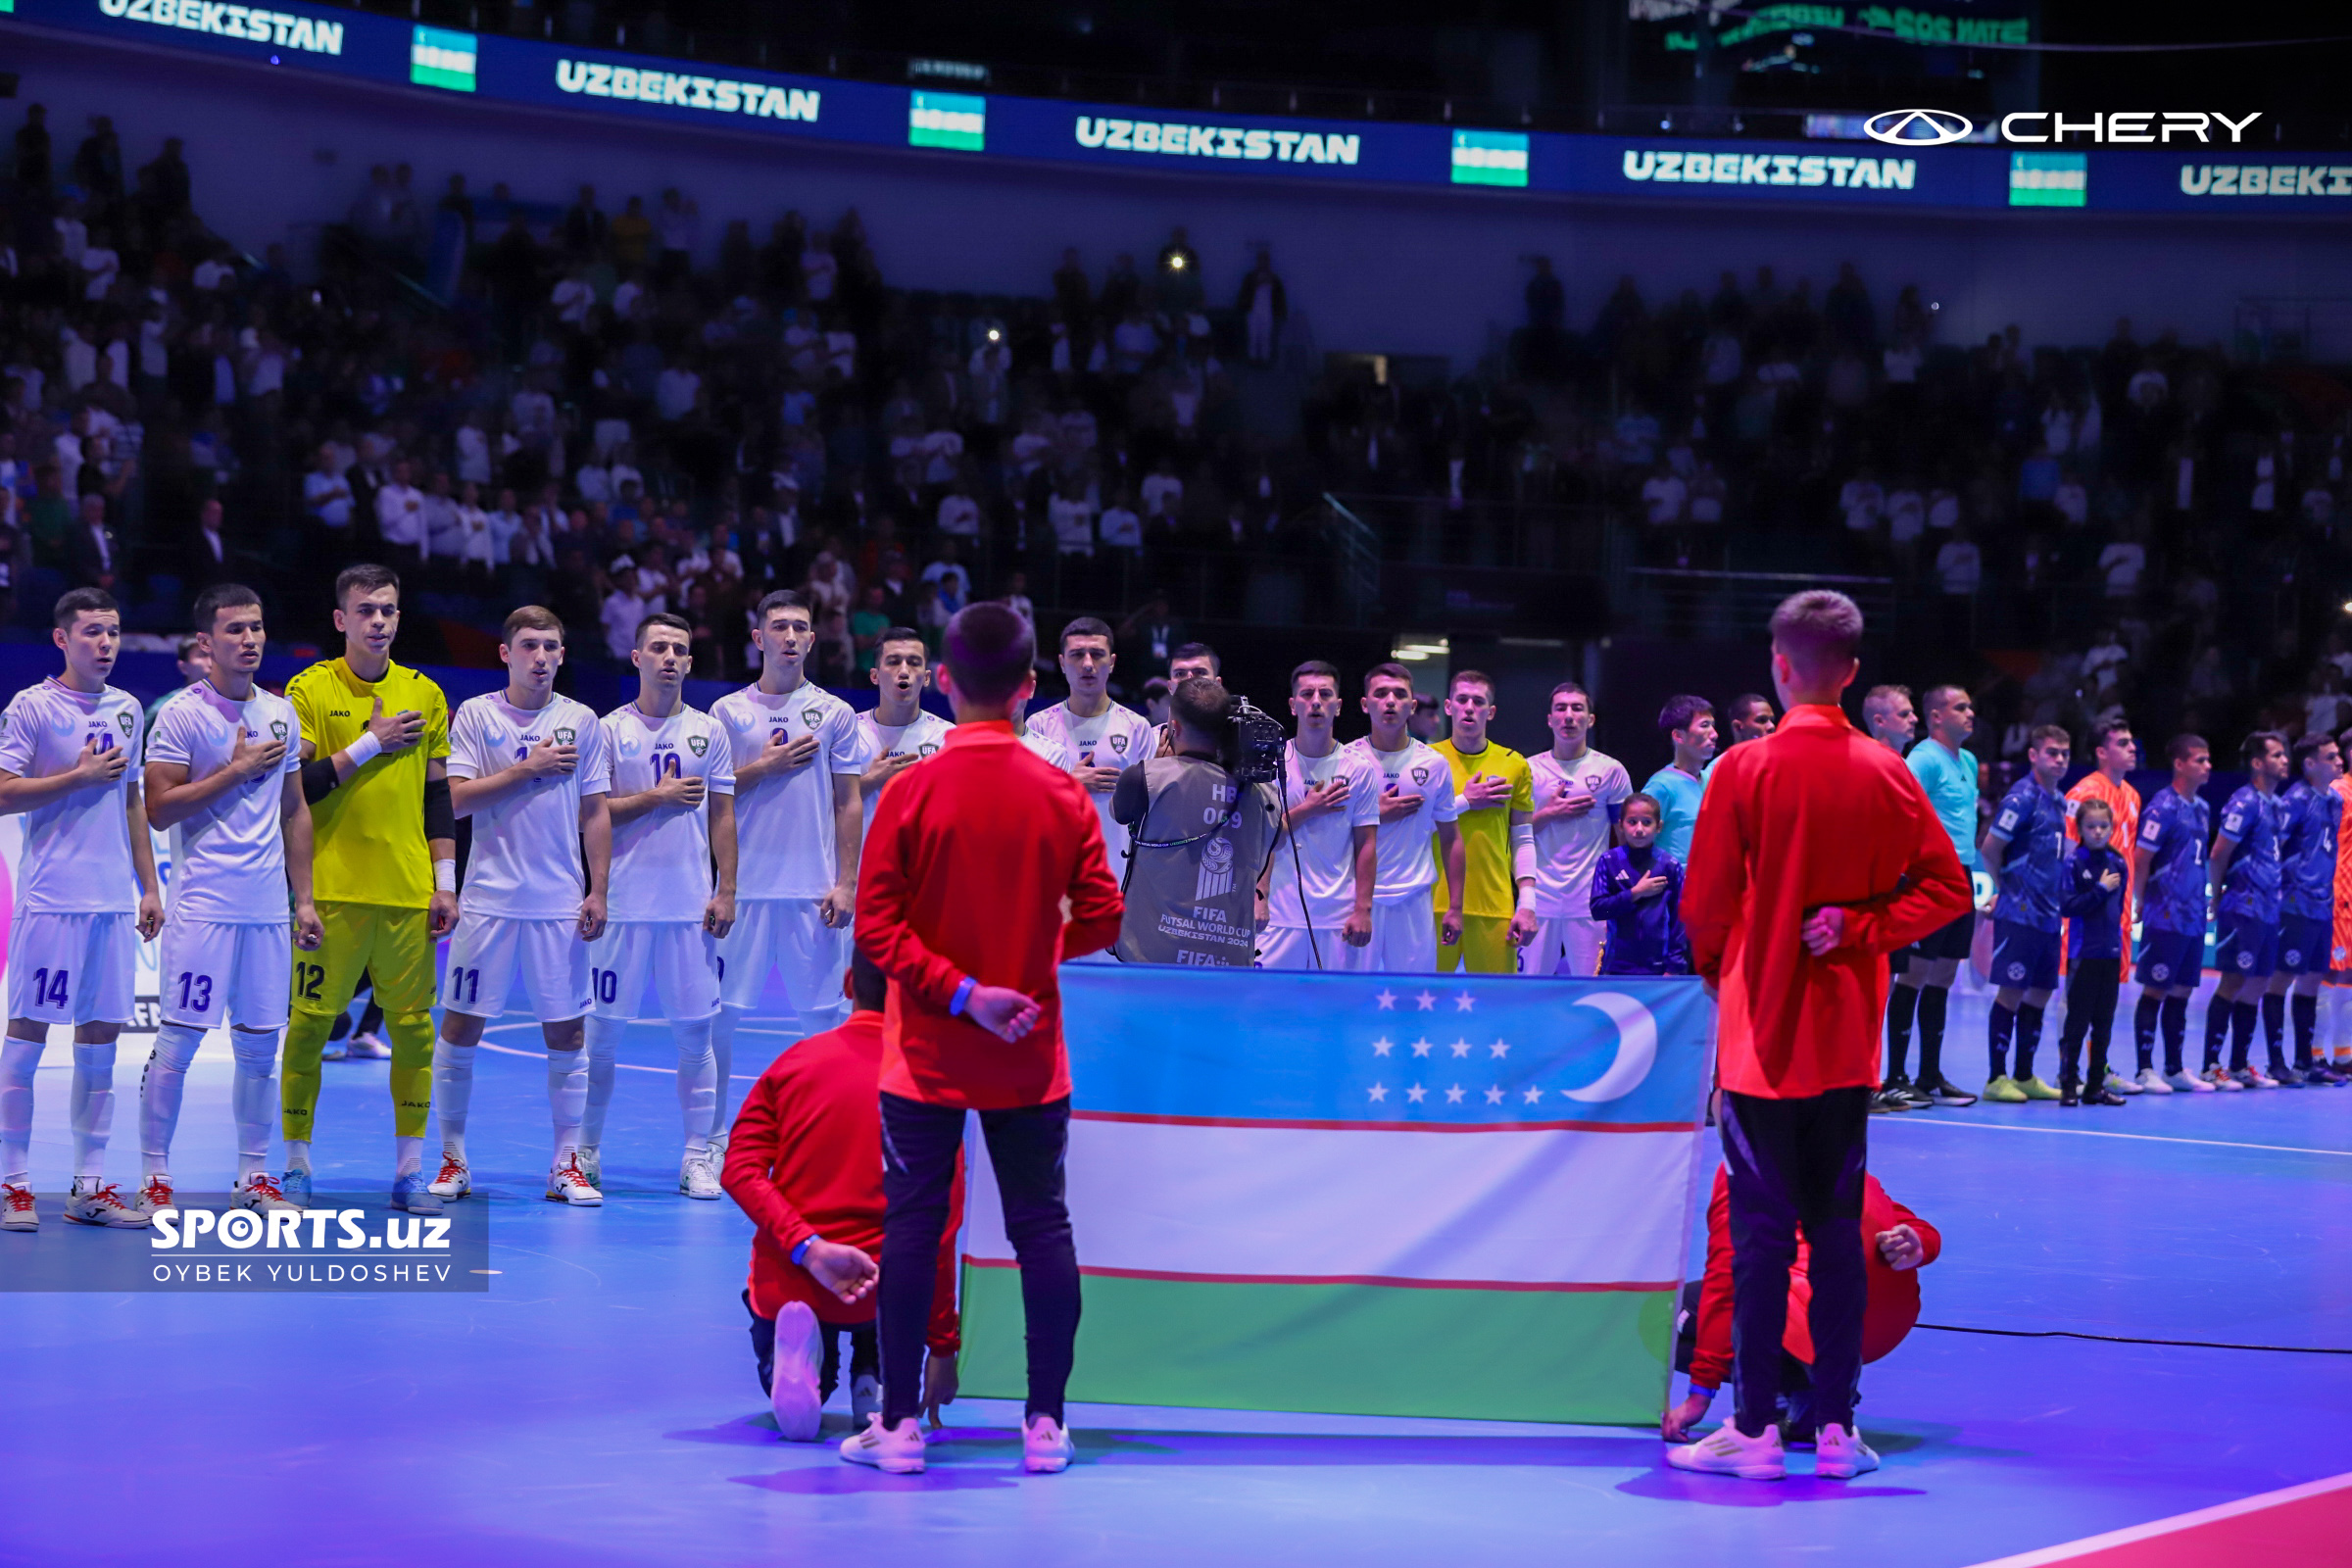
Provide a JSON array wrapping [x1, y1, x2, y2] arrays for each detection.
[[1026, 618, 1155, 940], [1521, 681, 1633, 976], [1980, 725, 2073, 1102], [855, 628, 951, 843], [1342, 662, 1465, 973], [1255, 660, 1378, 970], [2207, 731, 2290, 1089]]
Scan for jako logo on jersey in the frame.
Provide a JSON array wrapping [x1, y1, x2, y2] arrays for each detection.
[[688, 735, 709, 756]]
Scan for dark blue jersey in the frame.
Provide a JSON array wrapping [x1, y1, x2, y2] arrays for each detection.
[[1988, 776, 2070, 933], [2135, 786, 2210, 936], [2279, 779, 2342, 922], [2216, 784, 2284, 926], [1590, 845, 1690, 976], [2062, 843, 2129, 963]]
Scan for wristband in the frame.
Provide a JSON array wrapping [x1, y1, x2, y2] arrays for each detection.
[[1516, 883, 1538, 914], [949, 976, 977, 1017], [432, 858, 457, 893], [343, 730, 384, 770], [1688, 1383, 1717, 1400], [790, 1236, 815, 1267]]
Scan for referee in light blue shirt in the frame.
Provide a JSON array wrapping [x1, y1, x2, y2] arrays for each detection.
[[1886, 684, 1983, 1106], [1642, 695, 1715, 866]]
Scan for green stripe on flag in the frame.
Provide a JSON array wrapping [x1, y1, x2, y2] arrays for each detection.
[[959, 1266, 1676, 1424]]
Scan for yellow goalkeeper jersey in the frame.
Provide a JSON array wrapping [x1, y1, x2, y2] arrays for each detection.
[[285, 657, 451, 908], [1431, 737, 1535, 919]]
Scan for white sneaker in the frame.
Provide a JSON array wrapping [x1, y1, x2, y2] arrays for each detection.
[[839, 1414, 926, 1474], [2207, 1066, 2243, 1092], [2136, 1067, 2175, 1095], [577, 1146, 603, 1192], [65, 1178, 150, 1228], [1023, 1413, 1076, 1474], [2105, 1069, 2143, 1096], [1814, 1423, 1881, 1479], [344, 1031, 391, 1060], [134, 1171, 174, 1217], [2235, 1065, 2278, 1090], [233, 1172, 303, 1212], [707, 1130, 729, 1167], [769, 1301, 824, 1442], [427, 1152, 470, 1200], [678, 1152, 721, 1200], [1, 1182, 36, 1231], [545, 1152, 603, 1206], [2166, 1068, 2215, 1093], [852, 1374, 884, 1428], [1666, 1420, 1786, 1480]]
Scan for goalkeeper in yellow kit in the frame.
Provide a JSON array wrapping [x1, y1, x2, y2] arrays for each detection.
[[279, 564, 459, 1211]]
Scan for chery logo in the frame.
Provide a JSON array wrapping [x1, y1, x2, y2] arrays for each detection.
[[1865, 109, 1973, 147], [1866, 109, 2264, 147]]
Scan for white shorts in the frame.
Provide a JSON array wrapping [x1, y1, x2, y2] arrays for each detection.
[[7, 910, 138, 1026], [1357, 899, 1439, 974], [1519, 915, 1604, 977], [159, 916, 290, 1031], [588, 921, 720, 1022], [442, 913, 590, 1021], [1256, 923, 1355, 971], [714, 899, 848, 1015]]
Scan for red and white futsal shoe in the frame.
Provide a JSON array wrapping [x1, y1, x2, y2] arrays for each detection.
[[1814, 1423, 1881, 1479], [1665, 1420, 1786, 1480], [545, 1152, 603, 1206], [65, 1178, 150, 1228], [769, 1302, 825, 1443], [1023, 1414, 1076, 1474], [839, 1414, 927, 1474], [134, 1172, 173, 1218], [234, 1172, 303, 1212], [426, 1153, 470, 1201], [1, 1182, 36, 1231]]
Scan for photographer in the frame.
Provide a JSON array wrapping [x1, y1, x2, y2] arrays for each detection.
[[1111, 677, 1282, 966]]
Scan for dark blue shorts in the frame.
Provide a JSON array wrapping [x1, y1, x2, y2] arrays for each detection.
[[1989, 919, 2061, 993], [2134, 928, 2206, 989], [2213, 914, 2279, 981], [2279, 914, 2332, 976]]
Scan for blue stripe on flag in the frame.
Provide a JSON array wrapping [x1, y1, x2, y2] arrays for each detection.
[[1058, 967, 1713, 1126]]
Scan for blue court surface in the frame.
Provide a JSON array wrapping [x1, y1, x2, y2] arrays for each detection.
[[7, 1011, 2352, 1568]]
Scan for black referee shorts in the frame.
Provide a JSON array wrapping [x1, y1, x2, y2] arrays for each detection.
[[1903, 907, 1976, 966]]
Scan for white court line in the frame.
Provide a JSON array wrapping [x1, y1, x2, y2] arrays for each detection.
[[1963, 1468, 2352, 1566], [1883, 1113, 2352, 1159], [476, 1030, 762, 1079]]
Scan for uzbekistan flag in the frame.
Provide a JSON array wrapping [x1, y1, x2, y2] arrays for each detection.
[[957, 965, 1715, 1424]]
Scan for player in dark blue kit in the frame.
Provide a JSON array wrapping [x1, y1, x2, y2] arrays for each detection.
[[2056, 798, 2131, 1106], [2207, 731, 2289, 1090], [2133, 735, 2214, 1094], [2275, 733, 2346, 1086], [1979, 725, 2072, 1102]]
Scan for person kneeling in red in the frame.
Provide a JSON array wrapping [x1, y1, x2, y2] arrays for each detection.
[[1664, 1163, 1942, 1446], [721, 949, 962, 1442]]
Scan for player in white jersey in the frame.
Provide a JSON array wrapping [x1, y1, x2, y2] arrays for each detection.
[[855, 626, 952, 839], [1027, 615, 1154, 958], [136, 584, 319, 1216], [1256, 660, 1377, 970], [569, 612, 737, 1200], [0, 588, 165, 1230], [436, 607, 612, 1206], [1016, 695, 1071, 768], [1520, 680, 1634, 976], [1344, 662, 1465, 973], [711, 589, 864, 1121]]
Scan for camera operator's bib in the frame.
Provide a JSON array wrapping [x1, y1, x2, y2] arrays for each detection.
[[1115, 756, 1279, 967]]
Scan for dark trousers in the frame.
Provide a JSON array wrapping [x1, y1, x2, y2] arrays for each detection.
[[2058, 957, 2122, 1091], [1720, 1086, 1870, 1438], [1672, 1279, 1826, 1438], [744, 1289, 877, 1400], [879, 1092, 1079, 1428]]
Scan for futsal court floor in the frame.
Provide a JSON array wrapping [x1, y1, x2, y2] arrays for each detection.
[[6, 1000, 2352, 1568]]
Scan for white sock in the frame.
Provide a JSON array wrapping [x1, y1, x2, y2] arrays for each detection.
[[139, 1022, 205, 1179], [0, 1034, 43, 1186], [286, 1138, 313, 1173], [583, 1015, 626, 1151], [710, 1004, 744, 1141], [674, 1014, 716, 1155], [70, 1040, 120, 1180], [434, 1040, 476, 1158], [394, 1134, 423, 1178], [229, 1028, 277, 1184], [547, 1048, 586, 1158]]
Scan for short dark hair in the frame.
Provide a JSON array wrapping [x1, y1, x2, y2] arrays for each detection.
[[943, 602, 1035, 706], [503, 605, 564, 642], [1059, 614, 1114, 653], [1363, 662, 1415, 694], [756, 589, 811, 625], [1922, 684, 1969, 712], [1170, 640, 1220, 672], [1769, 588, 1865, 672], [53, 587, 119, 628], [2028, 723, 2072, 752], [1448, 669, 1495, 699], [175, 633, 203, 662], [2169, 733, 2210, 764], [1621, 791, 1662, 821], [1171, 675, 1234, 739], [2092, 719, 2133, 753], [635, 611, 692, 646], [1731, 692, 1773, 720], [1659, 695, 1712, 735], [2242, 729, 2288, 765], [877, 625, 927, 655], [1292, 660, 1341, 694], [191, 582, 262, 633], [1142, 676, 1171, 700], [847, 945, 888, 1012], [1549, 680, 1591, 705], [2293, 732, 2337, 773], [334, 563, 399, 607]]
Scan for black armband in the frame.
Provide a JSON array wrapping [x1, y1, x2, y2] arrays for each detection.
[[301, 758, 341, 806], [423, 775, 456, 841]]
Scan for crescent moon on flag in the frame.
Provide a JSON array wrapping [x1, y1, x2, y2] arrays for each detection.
[[1560, 992, 1658, 1103]]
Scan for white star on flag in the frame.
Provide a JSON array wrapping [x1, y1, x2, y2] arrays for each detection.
[[1375, 990, 1397, 1010], [1454, 993, 1476, 1012], [1449, 1039, 1472, 1057], [1367, 1083, 1389, 1102], [1414, 991, 1438, 1011], [1371, 1037, 1395, 1056], [1485, 1086, 1505, 1104], [1522, 1086, 1544, 1104], [1489, 1039, 1510, 1058], [1445, 1085, 1466, 1103], [1410, 1038, 1434, 1057], [1406, 1085, 1428, 1103]]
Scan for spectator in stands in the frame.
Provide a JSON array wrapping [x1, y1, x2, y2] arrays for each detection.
[[1239, 248, 1287, 363], [68, 492, 119, 591]]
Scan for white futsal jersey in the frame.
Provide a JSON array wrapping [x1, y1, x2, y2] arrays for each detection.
[[1525, 748, 1633, 919], [601, 700, 735, 922], [854, 708, 951, 844], [1266, 740, 1382, 930], [711, 681, 862, 901], [1028, 699, 1154, 866], [144, 682, 304, 922], [446, 691, 612, 917], [1345, 735, 1462, 902], [0, 677, 143, 913]]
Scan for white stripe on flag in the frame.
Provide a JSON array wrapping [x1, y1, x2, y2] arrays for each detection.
[[965, 1119, 1691, 1288]]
